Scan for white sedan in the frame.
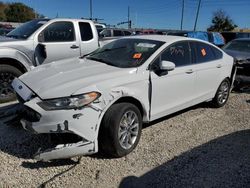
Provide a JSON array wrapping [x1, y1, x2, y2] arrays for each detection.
[[12, 35, 234, 161]]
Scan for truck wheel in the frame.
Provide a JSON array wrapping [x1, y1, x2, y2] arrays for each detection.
[[0, 65, 23, 103], [212, 78, 230, 108], [99, 103, 142, 157]]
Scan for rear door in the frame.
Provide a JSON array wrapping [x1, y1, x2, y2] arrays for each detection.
[[190, 41, 222, 101], [37, 21, 80, 64], [150, 41, 196, 120]]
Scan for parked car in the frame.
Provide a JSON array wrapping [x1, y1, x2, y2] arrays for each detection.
[[167, 31, 225, 47], [221, 32, 250, 44], [99, 28, 132, 38], [223, 38, 250, 87], [12, 36, 234, 161], [0, 28, 13, 36], [0, 18, 103, 103]]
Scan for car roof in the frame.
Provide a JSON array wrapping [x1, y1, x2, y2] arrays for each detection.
[[232, 38, 250, 41], [123, 35, 212, 44]]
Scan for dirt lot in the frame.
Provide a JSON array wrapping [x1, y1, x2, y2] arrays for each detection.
[[0, 92, 249, 188]]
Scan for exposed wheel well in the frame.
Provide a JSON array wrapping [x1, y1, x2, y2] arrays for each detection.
[[0, 58, 27, 73]]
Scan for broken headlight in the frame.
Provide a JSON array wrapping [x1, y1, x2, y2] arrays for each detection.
[[38, 92, 101, 110]]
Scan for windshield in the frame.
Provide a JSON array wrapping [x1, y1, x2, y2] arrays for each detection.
[[7, 19, 49, 39], [223, 40, 250, 53], [87, 38, 164, 68]]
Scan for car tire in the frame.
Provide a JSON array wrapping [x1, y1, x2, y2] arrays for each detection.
[[0, 64, 22, 103], [99, 102, 142, 158], [212, 78, 230, 108]]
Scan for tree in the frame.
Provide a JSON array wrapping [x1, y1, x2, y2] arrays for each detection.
[[4, 2, 36, 22], [0, 1, 7, 21], [207, 10, 237, 32]]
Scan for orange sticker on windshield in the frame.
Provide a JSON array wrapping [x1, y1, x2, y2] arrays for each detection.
[[133, 53, 142, 59], [201, 48, 206, 56]]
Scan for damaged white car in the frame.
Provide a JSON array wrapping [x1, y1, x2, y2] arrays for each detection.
[[12, 35, 234, 161]]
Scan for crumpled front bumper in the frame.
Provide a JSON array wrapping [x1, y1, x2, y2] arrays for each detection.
[[20, 97, 102, 161], [11, 78, 104, 161]]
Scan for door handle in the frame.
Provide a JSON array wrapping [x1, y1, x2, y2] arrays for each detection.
[[70, 45, 79, 49], [216, 64, 222, 68], [185, 69, 193, 74]]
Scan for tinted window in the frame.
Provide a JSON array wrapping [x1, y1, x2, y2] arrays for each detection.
[[87, 39, 164, 68], [79, 22, 93, 41], [43, 22, 75, 42], [124, 31, 132, 36], [194, 42, 216, 63], [113, 30, 123, 36], [161, 42, 191, 67], [211, 46, 223, 59], [7, 19, 49, 39], [223, 40, 250, 53], [100, 29, 111, 37]]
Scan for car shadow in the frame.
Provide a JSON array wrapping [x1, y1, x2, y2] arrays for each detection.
[[119, 130, 250, 188]]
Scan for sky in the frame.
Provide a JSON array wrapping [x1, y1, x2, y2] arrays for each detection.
[[3, 0, 250, 31]]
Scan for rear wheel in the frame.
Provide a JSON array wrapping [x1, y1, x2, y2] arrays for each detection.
[[212, 78, 230, 108], [0, 64, 22, 103], [99, 103, 142, 157]]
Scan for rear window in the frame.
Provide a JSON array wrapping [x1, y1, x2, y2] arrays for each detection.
[[79, 22, 93, 41], [224, 40, 250, 53]]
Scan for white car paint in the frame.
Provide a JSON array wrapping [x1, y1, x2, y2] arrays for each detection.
[[12, 35, 234, 161]]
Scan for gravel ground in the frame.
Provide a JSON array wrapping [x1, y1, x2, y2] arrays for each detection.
[[0, 92, 249, 188]]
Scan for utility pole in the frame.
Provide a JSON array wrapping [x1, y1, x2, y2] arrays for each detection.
[[180, 0, 184, 30], [128, 6, 131, 29], [90, 0, 93, 20], [194, 0, 201, 31]]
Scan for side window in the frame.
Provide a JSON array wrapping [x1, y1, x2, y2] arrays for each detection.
[[79, 22, 93, 41], [124, 31, 131, 36], [100, 29, 111, 37], [113, 30, 123, 36], [195, 42, 216, 63], [211, 46, 223, 59], [161, 42, 191, 67], [42, 22, 75, 42]]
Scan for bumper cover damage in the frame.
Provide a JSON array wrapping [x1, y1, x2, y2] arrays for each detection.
[[10, 78, 138, 161]]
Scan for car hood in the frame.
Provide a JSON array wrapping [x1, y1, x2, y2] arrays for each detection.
[[224, 49, 250, 62], [0, 36, 21, 42], [19, 57, 137, 99]]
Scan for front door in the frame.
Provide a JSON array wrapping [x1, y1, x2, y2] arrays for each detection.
[[150, 41, 196, 120], [36, 21, 80, 65]]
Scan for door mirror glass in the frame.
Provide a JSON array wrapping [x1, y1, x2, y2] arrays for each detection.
[[160, 60, 175, 71], [38, 31, 44, 42]]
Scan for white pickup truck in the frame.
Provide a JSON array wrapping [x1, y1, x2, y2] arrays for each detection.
[[0, 18, 101, 103]]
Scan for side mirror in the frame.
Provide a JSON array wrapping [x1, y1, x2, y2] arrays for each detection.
[[159, 60, 175, 71], [38, 31, 45, 42]]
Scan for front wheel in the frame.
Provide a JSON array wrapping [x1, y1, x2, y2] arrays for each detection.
[[99, 103, 142, 157], [0, 65, 23, 103], [212, 79, 230, 108]]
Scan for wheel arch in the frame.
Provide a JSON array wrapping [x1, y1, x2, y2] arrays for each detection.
[[97, 96, 147, 139], [0, 57, 28, 73]]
